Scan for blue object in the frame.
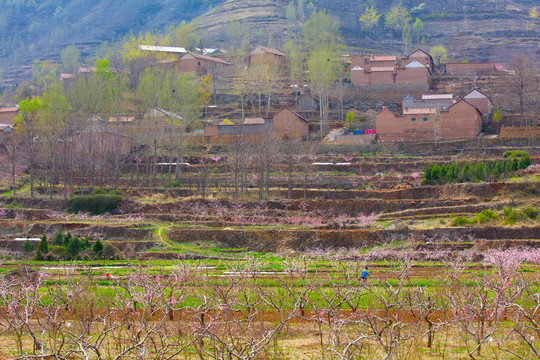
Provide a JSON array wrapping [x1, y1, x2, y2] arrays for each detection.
[[353, 130, 363, 135], [361, 270, 369, 278]]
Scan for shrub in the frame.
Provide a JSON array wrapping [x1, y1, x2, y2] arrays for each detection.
[[68, 195, 122, 215], [523, 207, 539, 220], [503, 150, 529, 159], [49, 245, 70, 260], [22, 240, 35, 254], [474, 209, 499, 224], [102, 243, 122, 260], [451, 216, 472, 227], [503, 207, 529, 225], [91, 188, 108, 195], [165, 181, 181, 188]]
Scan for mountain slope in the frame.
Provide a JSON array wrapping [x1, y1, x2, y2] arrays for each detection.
[[0, 0, 226, 83], [1, 0, 538, 86], [197, 0, 540, 65]]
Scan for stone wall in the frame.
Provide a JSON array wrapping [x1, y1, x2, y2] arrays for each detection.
[[500, 126, 540, 139]]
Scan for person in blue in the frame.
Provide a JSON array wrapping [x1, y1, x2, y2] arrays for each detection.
[[361, 265, 369, 283]]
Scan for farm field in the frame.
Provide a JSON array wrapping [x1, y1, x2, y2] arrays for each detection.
[[0, 147, 539, 359]]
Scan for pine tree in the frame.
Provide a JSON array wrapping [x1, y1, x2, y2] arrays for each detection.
[[93, 238, 104, 257], [35, 234, 49, 261], [52, 228, 63, 246]]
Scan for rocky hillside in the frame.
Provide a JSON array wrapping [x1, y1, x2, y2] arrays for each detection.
[[197, 0, 540, 65]]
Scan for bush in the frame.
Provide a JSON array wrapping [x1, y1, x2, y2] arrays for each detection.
[[49, 245, 70, 260], [22, 240, 35, 254], [91, 188, 108, 195], [68, 195, 122, 215], [102, 243, 122, 260], [503, 150, 529, 159], [474, 209, 499, 224], [503, 207, 529, 225], [523, 207, 539, 220], [165, 181, 181, 188], [451, 216, 472, 227]]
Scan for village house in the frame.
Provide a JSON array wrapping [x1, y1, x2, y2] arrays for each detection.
[[461, 89, 493, 117], [401, 49, 434, 71], [176, 52, 231, 74], [248, 46, 286, 67], [376, 94, 482, 143], [197, 107, 309, 144], [351, 49, 432, 88], [68, 127, 132, 164], [297, 94, 319, 111], [402, 93, 454, 113], [0, 106, 18, 126], [139, 45, 187, 58], [445, 62, 495, 75], [272, 107, 309, 139]]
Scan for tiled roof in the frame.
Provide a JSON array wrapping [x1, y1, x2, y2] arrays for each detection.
[[253, 45, 285, 57], [403, 108, 436, 115], [0, 106, 18, 112], [183, 52, 231, 65], [371, 67, 395, 72], [244, 118, 266, 124], [422, 94, 453, 100], [370, 55, 396, 61]]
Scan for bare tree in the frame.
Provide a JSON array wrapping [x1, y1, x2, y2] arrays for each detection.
[[509, 55, 537, 126]]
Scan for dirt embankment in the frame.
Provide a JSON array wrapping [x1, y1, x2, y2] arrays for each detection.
[[168, 226, 540, 252]]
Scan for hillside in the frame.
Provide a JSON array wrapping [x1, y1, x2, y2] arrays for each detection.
[[197, 0, 540, 65], [0, 0, 226, 84], [0, 0, 539, 87]]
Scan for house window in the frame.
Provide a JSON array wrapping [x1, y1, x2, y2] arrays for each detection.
[[411, 117, 416, 121], [198, 62, 201, 66], [423, 117, 428, 121]]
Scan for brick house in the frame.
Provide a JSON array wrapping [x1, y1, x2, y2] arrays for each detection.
[[272, 107, 309, 139], [139, 45, 187, 58], [461, 89, 493, 117], [351, 50, 431, 87], [376, 98, 482, 143], [297, 94, 319, 111], [249, 46, 286, 67], [402, 49, 434, 71], [0, 106, 18, 126], [445, 62, 495, 75], [176, 52, 231, 74], [199, 107, 309, 144]]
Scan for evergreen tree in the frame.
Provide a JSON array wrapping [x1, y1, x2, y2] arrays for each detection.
[[93, 238, 104, 256], [52, 228, 63, 246], [67, 236, 82, 258], [35, 234, 49, 261]]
